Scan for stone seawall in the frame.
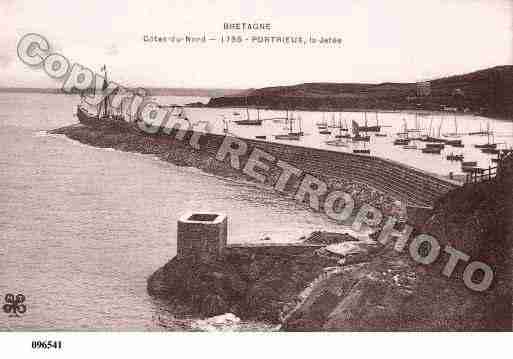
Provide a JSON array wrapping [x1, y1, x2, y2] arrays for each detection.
[[182, 131, 459, 207], [52, 122, 459, 221]]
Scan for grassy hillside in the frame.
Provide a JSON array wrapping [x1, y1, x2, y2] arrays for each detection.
[[208, 65, 513, 118]]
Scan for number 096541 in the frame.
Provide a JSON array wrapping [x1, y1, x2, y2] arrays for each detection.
[[32, 340, 62, 349]]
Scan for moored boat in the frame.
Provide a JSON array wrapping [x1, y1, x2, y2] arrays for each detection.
[[274, 134, 300, 141], [446, 139, 463, 146], [353, 149, 371, 154], [474, 143, 497, 149], [352, 135, 370, 142], [422, 146, 442, 154], [393, 138, 410, 146], [481, 148, 500, 154], [426, 143, 445, 149], [325, 139, 349, 147], [358, 111, 381, 132], [235, 119, 262, 125]]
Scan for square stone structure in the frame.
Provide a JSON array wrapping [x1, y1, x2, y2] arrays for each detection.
[[177, 212, 227, 261]]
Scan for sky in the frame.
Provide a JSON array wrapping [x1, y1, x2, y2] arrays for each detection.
[[1, 0, 512, 89]]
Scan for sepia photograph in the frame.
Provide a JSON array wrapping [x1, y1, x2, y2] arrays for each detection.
[[1, 0, 512, 355]]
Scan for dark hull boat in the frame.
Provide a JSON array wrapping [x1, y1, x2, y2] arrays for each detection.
[[420, 136, 446, 143], [234, 119, 262, 125], [422, 146, 442, 154], [481, 148, 500, 154], [358, 125, 381, 132], [77, 105, 105, 127], [77, 106, 134, 132], [426, 143, 445, 149], [446, 139, 463, 147], [325, 139, 349, 147], [393, 138, 410, 146], [468, 131, 489, 136], [474, 143, 497, 149], [359, 111, 381, 132], [353, 149, 371, 154], [275, 134, 300, 141], [352, 135, 370, 142], [276, 114, 303, 140]]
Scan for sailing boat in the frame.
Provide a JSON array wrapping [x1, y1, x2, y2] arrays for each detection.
[[406, 111, 423, 140], [421, 118, 445, 153], [318, 112, 331, 134], [352, 118, 370, 141], [234, 97, 262, 125], [468, 121, 490, 136], [475, 122, 497, 150], [77, 65, 130, 129], [422, 116, 446, 143], [353, 138, 371, 154], [288, 114, 304, 136], [275, 114, 300, 140], [317, 112, 328, 129], [359, 111, 381, 132], [335, 117, 350, 139], [442, 113, 462, 138], [327, 113, 336, 128], [444, 115, 464, 146], [374, 112, 387, 137], [422, 120, 446, 153], [422, 143, 443, 154], [403, 140, 418, 150], [326, 118, 350, 147], [394, 119, 410, 145]]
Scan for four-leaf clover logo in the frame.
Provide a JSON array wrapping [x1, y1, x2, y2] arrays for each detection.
[[3, 293, 27, 317]]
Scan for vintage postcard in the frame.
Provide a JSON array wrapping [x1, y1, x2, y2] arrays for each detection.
[[1, 0, 512, 355]]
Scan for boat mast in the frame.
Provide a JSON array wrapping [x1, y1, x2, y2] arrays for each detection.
[[103, 65, 109, 118], [438, 116, 443, 138], [245, 96, 250, 121]]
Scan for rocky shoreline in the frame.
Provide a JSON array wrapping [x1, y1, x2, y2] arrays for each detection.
[[50, 123, 511, 331]]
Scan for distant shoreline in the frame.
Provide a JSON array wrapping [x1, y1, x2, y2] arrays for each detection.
[[0, 87, 240, 98], [3, 64, 512, 120]]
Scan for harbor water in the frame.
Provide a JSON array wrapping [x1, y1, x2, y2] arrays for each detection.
[[1, 92, 512, 330], [0, 93, 350, 330]]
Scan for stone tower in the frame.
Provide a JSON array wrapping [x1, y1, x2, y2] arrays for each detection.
[[176, 212, 227, 261]]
